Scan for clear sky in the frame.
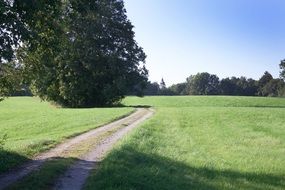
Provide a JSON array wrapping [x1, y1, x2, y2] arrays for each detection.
[[124, 0, 285, 86]]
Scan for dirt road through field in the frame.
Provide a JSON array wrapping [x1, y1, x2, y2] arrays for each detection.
[[0, 108, 153, 190], [54, 108, 153, 190]]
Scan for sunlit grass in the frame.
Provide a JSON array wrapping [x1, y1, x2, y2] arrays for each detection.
[[123, 95, 285, 108], [85, 96, 285, 190], [0, 97, 133, 173]]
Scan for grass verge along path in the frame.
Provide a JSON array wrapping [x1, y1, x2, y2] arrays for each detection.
[[0, 108, 153, 190], [0, 97, 133, 173], [84, 96, 285, 190]]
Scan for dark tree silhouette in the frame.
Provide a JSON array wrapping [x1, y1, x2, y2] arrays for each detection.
[[280, 59, 285, 80], [160, 78, 166, 89], [3, 0, 148, 107], [186, 73, 219, 95]]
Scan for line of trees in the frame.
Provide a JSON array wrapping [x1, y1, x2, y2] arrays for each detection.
[[1, 1, 284, 104], [144, 62, 285, 97]]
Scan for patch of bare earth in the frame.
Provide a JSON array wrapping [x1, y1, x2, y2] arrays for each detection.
[[0, 108, 154, 190]]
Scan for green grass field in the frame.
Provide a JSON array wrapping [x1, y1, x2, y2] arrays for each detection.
[[0, 97, 133, 173], [84, 96, 285, 190]]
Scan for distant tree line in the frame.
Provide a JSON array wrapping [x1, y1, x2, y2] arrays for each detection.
[[142, 62, 285, 97], [1, 0, 285, 104]]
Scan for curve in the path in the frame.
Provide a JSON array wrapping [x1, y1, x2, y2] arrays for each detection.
[[54, 108, 153, 190], [0, 108, 154, 190]]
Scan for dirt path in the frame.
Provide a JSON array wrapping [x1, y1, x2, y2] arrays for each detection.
[[0, 108, 154, 190], [54, 108, 153, 190]]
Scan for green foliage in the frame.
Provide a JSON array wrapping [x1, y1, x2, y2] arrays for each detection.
[[187, 72, 220, 95], [1, 0, 147, 107], [143, 82, 160, 95], [278, 86, 285, 97], [258, 71, 274, 95], [0, 0, 30, 62], [219, 77, 236, 95], [0, 1, 63, 98], [259, 71, 273, 86], [17, 0, 148, 107], [85, 96, 285, 190], [140, 81, 179, 96], [0, 97, 133, 173], [155, 71, 283, 97], [0, 0, 65, 63], [0, 62, 23, 100], [220, 77, 258, 96], [260, 79, 285, 97], [168, 82, 187, 95], [0, 133, 8, 150]]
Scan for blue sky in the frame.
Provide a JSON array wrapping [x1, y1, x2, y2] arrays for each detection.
[[124, 0, 285, 86]]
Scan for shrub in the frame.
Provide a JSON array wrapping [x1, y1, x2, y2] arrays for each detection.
[[0, 134, 8, 150]]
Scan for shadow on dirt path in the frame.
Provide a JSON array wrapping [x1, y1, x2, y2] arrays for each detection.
[[0, 108, 154, 190]]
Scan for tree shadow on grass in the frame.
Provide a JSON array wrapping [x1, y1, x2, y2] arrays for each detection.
[[86, 146, 285, 190], [125, 105, 152, 108], [0, 153, 81, 190], [111, 102, 151, 108], [251, 105, 285, 109], [4, 157, 79, 190], [59, 103, 152, 109], [0, 149, 29, 174], [0, 147, 284, 190]]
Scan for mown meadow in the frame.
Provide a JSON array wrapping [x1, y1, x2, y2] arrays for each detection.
[[0, 97, 134, 173], [84, 96, 285, 190], [1, 96, 285, 190]]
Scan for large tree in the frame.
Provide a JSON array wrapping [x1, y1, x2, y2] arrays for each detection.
[[15, 0, 148, 107], [257, 71, 273, 96], [1, 1, 64, 63], [260, 79, 285, 97], [0, 0, 62, 99]]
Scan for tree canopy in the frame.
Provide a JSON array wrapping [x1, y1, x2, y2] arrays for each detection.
[[186, 73, 219, 95], [1, 0, 148, 107], [143, 70, 285, 97]]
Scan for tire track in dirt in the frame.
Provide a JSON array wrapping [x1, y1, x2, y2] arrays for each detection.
[[0, 108, 154, 190], [54, 108, 153, 190]]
